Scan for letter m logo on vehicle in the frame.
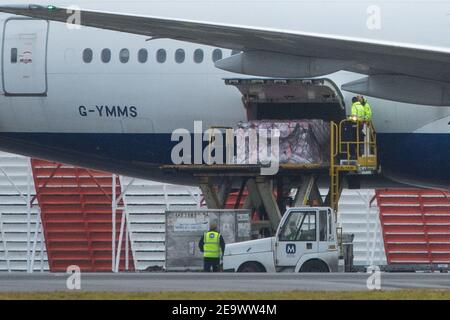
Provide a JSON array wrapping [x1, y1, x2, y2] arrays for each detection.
[[286, 244, 296, 254]]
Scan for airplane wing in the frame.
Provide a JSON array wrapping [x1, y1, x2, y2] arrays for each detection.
[[2, 4, 450, 105]]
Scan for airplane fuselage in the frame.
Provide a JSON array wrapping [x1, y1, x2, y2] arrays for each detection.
[[0, 0, 448, 187]]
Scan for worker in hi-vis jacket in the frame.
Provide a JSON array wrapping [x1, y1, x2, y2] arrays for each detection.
[[358, 95, 374, 155], [343, 96, 365, 158], [358, 95, 373, 121], [199, 223, 226, 272], [351, 96, 365, 121]]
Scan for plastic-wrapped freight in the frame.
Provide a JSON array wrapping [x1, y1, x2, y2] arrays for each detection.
[[234, 120, 330, 165]]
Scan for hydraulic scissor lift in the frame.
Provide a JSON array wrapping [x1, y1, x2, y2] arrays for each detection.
[[161, 119, 378, 233], [329, 119, 378, 212]]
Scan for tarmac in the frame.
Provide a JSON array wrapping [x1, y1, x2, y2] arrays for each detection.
[[0, 272, 449, 292]]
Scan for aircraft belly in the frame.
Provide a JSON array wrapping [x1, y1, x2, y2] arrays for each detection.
[[378, 133, 450, 187], [0, 131, 447, 188]]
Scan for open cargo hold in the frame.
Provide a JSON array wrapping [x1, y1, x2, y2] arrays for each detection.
[[225, 78, 346, 122], [225, 78, 344, 167], [234, 119, 331, 166]]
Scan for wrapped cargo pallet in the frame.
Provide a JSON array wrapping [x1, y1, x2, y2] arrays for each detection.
[[234, 119, 330, 165]]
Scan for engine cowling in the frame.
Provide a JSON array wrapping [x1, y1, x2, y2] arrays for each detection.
[[342, 75, 450, 106], [215, 51, 354, 78]]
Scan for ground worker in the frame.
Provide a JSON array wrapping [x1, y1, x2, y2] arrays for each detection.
[[351, 97, 365, 121], [358, 96, 373, 121], [358, 96, 374, 156], [198, 223, 226, 272], [347, 97, 366, 157]]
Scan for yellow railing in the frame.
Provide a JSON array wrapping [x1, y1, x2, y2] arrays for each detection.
[[330, 119, 378, 212], [337, 119, 377, 169]]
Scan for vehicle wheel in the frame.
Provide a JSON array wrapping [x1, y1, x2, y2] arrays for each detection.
[[299, 260, 329, 273], [237, 262, 265, 273]]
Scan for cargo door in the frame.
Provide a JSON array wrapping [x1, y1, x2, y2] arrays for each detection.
[[2, 18, 48, 95], [275, 209, 319, 267], [225, 78, 345, 121]]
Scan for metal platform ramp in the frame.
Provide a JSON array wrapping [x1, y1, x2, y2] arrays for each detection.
[[0, 152, 48, 272], [377, 189, 450, 267], [31, 160, 134, 272], [120, 177, 202, 271], [337, 189, 386, 267]]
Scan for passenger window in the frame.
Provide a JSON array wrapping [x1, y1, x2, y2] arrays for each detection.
[[11, 48, 17, 63], [156, 49, 166, 63], [82, 48, 93, 63], [175, 49, 185, 63], [101, 48, 111, 63], [138, 48, 148, 63], [212, 49, 223, 62], [193, 49, 204, 63], [119, 48, 130, 63]]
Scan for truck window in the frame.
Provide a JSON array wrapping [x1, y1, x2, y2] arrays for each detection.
[[319, 210, 327, 241], [279, 211, 316, 241], [11, 48, 17, 63], [299, 213, 316, 241], [328, 209, 335, 241]]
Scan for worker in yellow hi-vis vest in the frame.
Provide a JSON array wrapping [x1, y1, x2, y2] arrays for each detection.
[[344, 97, 365, 158], [358, 96, 373, 121], [199, 223, 226, 272], [358, 96, 374, 156], [351, 97, 365, 121]]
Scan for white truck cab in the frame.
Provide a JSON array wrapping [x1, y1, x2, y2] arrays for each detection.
[[223, 207, 339, 272]]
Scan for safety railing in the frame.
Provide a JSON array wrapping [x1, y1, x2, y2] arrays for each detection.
[[336, 119, 378, 170], [330, 119, 378, 213]]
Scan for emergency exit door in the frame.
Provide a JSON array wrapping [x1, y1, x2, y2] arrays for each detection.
[[2, 19, 48, 95]]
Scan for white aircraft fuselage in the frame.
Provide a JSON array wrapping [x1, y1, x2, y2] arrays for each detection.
[[0, 0, 448, 188]]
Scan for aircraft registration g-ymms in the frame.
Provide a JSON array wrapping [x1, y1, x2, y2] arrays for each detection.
[[0, 0, 448, 188]]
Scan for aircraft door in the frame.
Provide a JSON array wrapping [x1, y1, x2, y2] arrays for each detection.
[[275, 209, 318, 267], [2, 18, 48, 95]]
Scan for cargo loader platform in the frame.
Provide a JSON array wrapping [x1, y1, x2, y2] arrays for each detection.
[[161, 163, 329, 177], [160, 118, 378, 235]]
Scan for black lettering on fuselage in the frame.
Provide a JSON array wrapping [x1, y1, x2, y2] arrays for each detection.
[[129, 106, 137, 118], [117, 106, 128, 117], [96, 105, 104, 117], [79, 105, 87, 116], [105, 106, 117, 117], [80, 105, 138, 118]]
